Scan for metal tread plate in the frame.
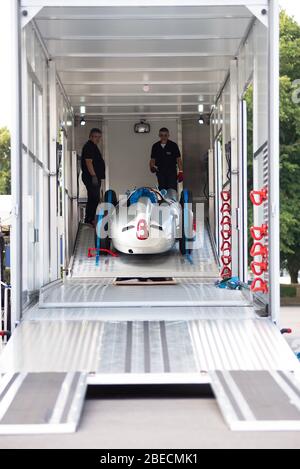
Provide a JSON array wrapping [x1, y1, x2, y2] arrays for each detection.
[[0, 372, 87, 434], [70, 223, 219, 278], [210, 370, 300, 431], [0, 319, 298, 376]]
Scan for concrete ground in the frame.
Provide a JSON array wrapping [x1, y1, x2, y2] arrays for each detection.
[[1, 398, 300, 450], [0, 307, 300, 449]]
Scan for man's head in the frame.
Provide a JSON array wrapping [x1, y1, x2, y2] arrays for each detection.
[[159, 127, 169, 144], [89, 128, 102, 145]]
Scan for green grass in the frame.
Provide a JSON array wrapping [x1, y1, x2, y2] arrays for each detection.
[[280, 284, 297, 298]]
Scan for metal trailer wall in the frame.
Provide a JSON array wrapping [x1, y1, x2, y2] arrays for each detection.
[[15, 19, 77, 315], [104, 119, 179, 196], [209, 6, 279, 321], [210, 19, 267, 270], [182, 119, 210, 205], [21, 23, 50, 301]]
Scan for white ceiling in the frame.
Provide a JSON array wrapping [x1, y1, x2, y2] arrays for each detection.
[[35, 5, 254, 118]]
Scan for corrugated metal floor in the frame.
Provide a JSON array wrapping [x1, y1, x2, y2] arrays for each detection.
[[24, 303, 256, 322], [0, 318, 298, 375], [39, 279, 251, 308], [70, 223, 219, 278]]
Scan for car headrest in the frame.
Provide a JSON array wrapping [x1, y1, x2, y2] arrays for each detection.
[[128, 187, 158, 206]]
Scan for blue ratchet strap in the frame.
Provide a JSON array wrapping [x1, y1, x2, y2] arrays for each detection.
[[96, 208, 104, 266], [183, 189, 193, 263]]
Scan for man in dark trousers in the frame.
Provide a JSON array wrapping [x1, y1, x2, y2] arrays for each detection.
[[81, 128, 105, 226], [149, 127, 183, 192]]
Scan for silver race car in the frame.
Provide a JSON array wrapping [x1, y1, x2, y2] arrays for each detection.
[[95, 187, 193, 255]]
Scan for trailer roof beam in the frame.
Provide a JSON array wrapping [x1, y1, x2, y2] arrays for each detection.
[[58, 67, 228, 73], [51, 53, 235, 58], [21, 6, 42, 28], [42, 35, 243, 41], [72, 101, 212, 107], [21, 1, 268, 7], [246, 6, 268, 27], [79, 111, 203, 116], [67, 92, 218, 97], [63, 80, 221, 85], [37, 14, 252, 21]]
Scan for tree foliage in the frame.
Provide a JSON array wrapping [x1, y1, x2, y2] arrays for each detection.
[[279, 11, 300, 282], [0, 127, 11, 195], [280, 11, 300, 82], [244, 12, 300, 282]]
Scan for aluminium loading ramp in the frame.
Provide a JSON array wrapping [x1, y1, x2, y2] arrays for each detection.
[[0, 304, 299, 375], [1, 308, 300, 433], [0, 372, 87, 434], [211, 370, 300, 431]]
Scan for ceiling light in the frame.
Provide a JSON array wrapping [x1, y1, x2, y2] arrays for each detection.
[[66, 120, 72, 127], [80, 117, 86, 126], [198, 115, 204, 125], [134, 120, 150, 133], [80, 105, 86, 114], [198, 104, 204, 113]]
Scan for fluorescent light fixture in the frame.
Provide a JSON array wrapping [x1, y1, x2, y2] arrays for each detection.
[[80, 105, 86, 114], [198, 104, 204, 113]]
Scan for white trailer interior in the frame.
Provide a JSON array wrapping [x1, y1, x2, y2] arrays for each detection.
[[2, 0, 300, 434]]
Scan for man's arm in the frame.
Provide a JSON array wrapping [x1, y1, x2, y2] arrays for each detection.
[[84, 155, 98, 185], [86, 159, 96, 177], [150, 158, 158, 173], [150, 145, 158, 173], [177, 157, 183, 172], [176, 144, 184, 183]]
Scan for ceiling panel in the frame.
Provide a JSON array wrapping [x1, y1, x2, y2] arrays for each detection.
[[36, 18, 251, 39], [65, 83, 220, 94], [33, 4, 254, 117], [54, 56, 232, 71], [73, 104, 210, 113], [46, 38, 241, 56], [59, 70, 227, 84], [37, 6, 252, 20], [70, 95, 214, 105]]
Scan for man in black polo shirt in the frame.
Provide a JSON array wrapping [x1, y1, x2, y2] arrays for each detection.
[[149, 127, 183, 192], [81, 128, 106, 225]]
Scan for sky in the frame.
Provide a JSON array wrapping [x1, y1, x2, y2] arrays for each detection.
[[0, 0, 299, 128]]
